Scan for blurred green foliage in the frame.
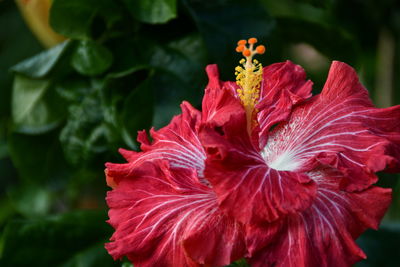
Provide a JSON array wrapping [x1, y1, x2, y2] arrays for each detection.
[[1, 0, 400, 266]]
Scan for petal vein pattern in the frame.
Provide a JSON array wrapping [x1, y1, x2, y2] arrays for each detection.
[[106, 102, 207, 184], [262, 61, 400, 191], [106, 164, 246, 267], [247, 170, 392, 267]]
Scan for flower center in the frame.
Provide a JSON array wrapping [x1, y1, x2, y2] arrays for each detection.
[[261, 130, 301, 172], [261, 150, 301, 171], [235, 38, 265, 134]]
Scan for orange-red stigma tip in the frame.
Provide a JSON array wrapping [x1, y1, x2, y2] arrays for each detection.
[[242, 49, 251, 57], [248, 38, 258, 44], [256, 45, 266, 54], [236, 45, 245, 52], [237, 40, 247, 46]]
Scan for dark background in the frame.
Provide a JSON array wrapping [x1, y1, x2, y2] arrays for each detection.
[[1, 0, 400, 266]]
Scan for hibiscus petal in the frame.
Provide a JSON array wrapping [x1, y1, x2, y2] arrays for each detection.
[[202, 64, 243, 125], [247, 170, 392, 267], [105, 101, 206, 185], [200, 100, 317, 225], [256, 61, 313, 147], [262, 61, 400, 191], [105, 162, 246, 267]]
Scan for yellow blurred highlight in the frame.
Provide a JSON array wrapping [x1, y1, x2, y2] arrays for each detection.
[[15, 0, 66, 48]]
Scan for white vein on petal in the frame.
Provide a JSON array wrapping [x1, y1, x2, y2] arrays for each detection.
[[262, 96, 390, 171]]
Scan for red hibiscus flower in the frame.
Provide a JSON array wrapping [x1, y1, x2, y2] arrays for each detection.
[[200, 38, 399, 266], [105, 37, 400, 267]]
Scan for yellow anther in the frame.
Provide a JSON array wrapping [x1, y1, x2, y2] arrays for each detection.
[[234, 37, 265, 134]]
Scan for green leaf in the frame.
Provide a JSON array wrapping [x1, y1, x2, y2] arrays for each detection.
[[60, 86, 111, 165], [123, 0, 177, 24], [8, 185, 52, 218], [11, 75, 66, 134], [50, 0, 97, 39], [146, 34, 207, 127], [71, 40, 113, 76], [106, 37, 153, 78], [151, 34, 207, 87], [55, 76, 92, 102], [121, 78, 154, 148], [0, 3, 42, 116], [0, 211, 117, 267], [11, 41, 71, 78], [50, 0, 123, 39], [107, 34, 207, 81]]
